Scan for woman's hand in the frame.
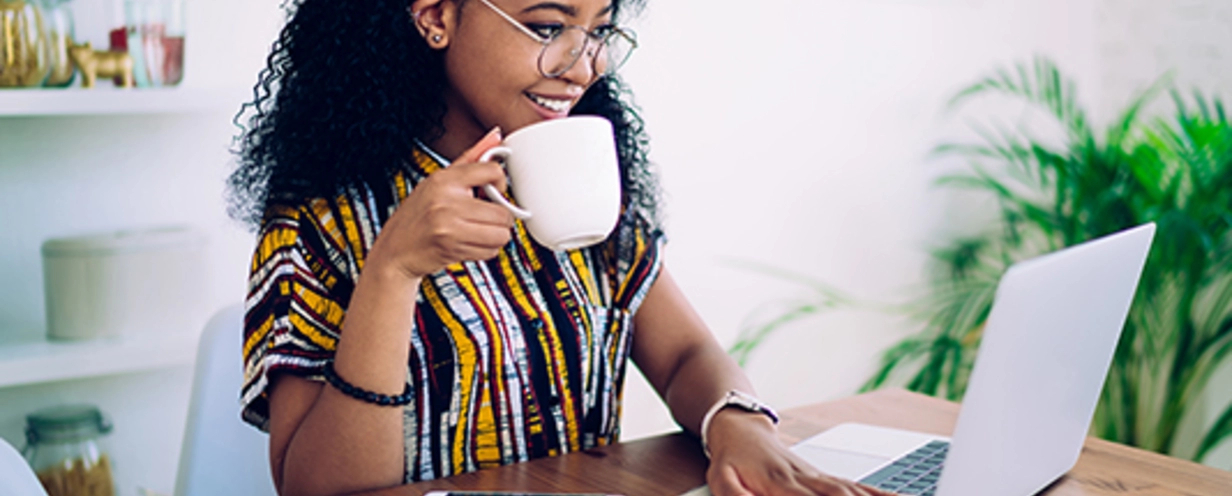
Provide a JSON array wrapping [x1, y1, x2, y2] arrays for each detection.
[[367, 127, 516, 281], [706, 410, 898, 496]]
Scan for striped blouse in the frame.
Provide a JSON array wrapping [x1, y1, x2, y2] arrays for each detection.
[[239, 146, 665, 482]]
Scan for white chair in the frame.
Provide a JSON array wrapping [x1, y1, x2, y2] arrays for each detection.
[[174, 304, 278, 496], [0, 437, 48, 496]]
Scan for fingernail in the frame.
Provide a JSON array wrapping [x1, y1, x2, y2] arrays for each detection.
[[489, 126, 503, 140]]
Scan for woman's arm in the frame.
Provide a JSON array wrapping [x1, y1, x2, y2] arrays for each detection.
[[267, 129, 514, 496], [629, 268, 754, 437], [267, 265, 421, 495], [631, 267, 895, 496]]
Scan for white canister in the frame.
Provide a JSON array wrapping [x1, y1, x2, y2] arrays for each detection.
[[41, 226, 207, 341]]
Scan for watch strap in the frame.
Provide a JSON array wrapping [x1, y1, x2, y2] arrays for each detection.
[[699, 390, 779, 458]]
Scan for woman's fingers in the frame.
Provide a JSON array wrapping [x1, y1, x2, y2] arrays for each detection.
[[464, 199, 516, 228], [452, 127, 512, 196], [781, 446, 895, 496], [455, 222, 516, 250], [455, 126, 504, 164], [796, 473, 893, 496], [424, 207, 512, 245], [708, 448, 901, 496], [447, 160, 507, 191], [709, 465, 754, 496], [863, 485, 898, 496], [370, 128, 517, 278]]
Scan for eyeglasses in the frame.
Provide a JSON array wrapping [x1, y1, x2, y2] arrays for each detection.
[[477, 0, 637, 79]]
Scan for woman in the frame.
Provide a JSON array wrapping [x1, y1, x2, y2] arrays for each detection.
[[229, 0, 895, 495]]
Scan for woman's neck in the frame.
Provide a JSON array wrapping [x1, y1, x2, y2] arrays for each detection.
[[429, 91, 486, 161]]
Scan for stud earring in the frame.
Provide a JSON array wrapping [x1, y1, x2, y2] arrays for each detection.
[[432, 34, 442, 42]]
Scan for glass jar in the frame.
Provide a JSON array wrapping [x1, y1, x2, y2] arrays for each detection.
[[106, 0, 184, 87], [158, 0, 183, 85], [0, 0, 51, 88], [37, 0, 74, 87], [22, 404, 117, 496]]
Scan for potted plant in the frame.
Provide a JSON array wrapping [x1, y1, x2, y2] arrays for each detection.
[[732, 57, 1232, 462]]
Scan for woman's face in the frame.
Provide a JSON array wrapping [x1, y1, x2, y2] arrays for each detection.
[[435, 0, 615, 155]]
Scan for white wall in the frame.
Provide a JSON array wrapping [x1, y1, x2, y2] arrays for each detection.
[[0, 0, 280, 345], [1094, 0, 1232, 470], [614, 0, 1232, 470], [1, 1, 1229, 493], [618, 0, 1103, 438], [0, 0, 281, 494], [1096, 0, 1232, 119]]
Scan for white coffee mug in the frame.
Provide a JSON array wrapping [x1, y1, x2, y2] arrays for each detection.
[[478, 116, 622, 251]]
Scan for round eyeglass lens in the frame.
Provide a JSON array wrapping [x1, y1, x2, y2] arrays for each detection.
[[540, 28, 588, 77], [538, 28, 635, 78], [599, 32, 633, 75]]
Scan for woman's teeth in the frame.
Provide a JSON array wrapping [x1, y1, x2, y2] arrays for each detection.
[[528, 93, 571, 112]]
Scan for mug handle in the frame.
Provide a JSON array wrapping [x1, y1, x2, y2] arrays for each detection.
[[478, 147, 533, 219]]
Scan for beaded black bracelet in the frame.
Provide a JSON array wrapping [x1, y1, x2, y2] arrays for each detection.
[[322, 360, 415, 407]]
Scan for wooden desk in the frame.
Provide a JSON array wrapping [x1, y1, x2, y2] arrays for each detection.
[[360, 388, 1232, 496]]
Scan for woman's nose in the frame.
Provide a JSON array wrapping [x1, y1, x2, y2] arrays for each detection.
[[558, 43, 598, 83]]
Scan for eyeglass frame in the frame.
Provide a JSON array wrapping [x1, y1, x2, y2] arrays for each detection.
[[476, 0, 638, 79]]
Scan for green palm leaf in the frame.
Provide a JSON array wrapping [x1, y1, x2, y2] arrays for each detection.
[[732, 57, 1232, 464]]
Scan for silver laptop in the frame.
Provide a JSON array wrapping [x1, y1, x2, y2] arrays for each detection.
[[682, 222, 1155, 496], [789, 223, 1155, 495]]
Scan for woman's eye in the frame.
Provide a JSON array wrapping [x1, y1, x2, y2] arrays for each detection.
[[591, 24, 615, 38], [525, 23, 564, 39]]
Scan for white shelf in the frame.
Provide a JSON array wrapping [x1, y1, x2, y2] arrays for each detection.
[[0, 87, 249, 116], [0, 331, 200, 389]]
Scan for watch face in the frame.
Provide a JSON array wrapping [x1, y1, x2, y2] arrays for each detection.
[[727, 391, 779, 423], [730, 391, 759, 409]]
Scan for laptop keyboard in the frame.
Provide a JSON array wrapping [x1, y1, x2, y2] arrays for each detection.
[[858, 440, 949, 496]]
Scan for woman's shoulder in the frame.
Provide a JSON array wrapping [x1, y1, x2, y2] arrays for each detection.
[[255, 197, 342, 246], [595, 206, 665, 275], [609, 206, 665, 250], [262, 172, 411, 229], [254, 174, 410, 267]]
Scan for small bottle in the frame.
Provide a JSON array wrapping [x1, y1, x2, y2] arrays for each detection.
[[22, 404, 117, 496], [159, 0, 184, 85], [129, 0, 184, 86], [106, 0, 151, 87], [104, 0, 185, 87], [39, 0, 75, 87]]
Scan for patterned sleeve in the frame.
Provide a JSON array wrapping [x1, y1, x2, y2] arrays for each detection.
[[240, 201, 354, 431], [606, 208, 667, 316]]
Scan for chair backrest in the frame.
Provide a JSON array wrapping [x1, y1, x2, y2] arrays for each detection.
[[0, 437, 48, 496], [174, 304, 278, 496]]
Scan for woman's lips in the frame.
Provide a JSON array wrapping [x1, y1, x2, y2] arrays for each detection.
[[526, 92, 573, 118]]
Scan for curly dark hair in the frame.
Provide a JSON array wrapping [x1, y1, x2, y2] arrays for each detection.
[[228, 0, 659, 232]]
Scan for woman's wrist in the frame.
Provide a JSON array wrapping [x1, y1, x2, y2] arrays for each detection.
[[330, 254, 423, 397], [699, 390, 780, 457], [363, 248, 428, 288], [705, 408, 778, 456]]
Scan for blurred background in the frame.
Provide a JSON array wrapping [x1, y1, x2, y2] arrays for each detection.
[[0, 0, 1228, 494]]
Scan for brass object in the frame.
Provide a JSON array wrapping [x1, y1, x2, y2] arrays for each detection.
[[0, 0, 50, 87], [68, 42, 133, 88]]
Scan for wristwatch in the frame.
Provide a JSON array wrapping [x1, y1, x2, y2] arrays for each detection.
[[699, 389, 780, 458]]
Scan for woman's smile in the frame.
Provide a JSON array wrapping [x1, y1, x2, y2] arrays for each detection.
[[525, 89, 581, 119], [526, 92, 572, 113]]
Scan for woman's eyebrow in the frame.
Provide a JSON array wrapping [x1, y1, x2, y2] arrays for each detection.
[[520, 2, 615, 18]]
